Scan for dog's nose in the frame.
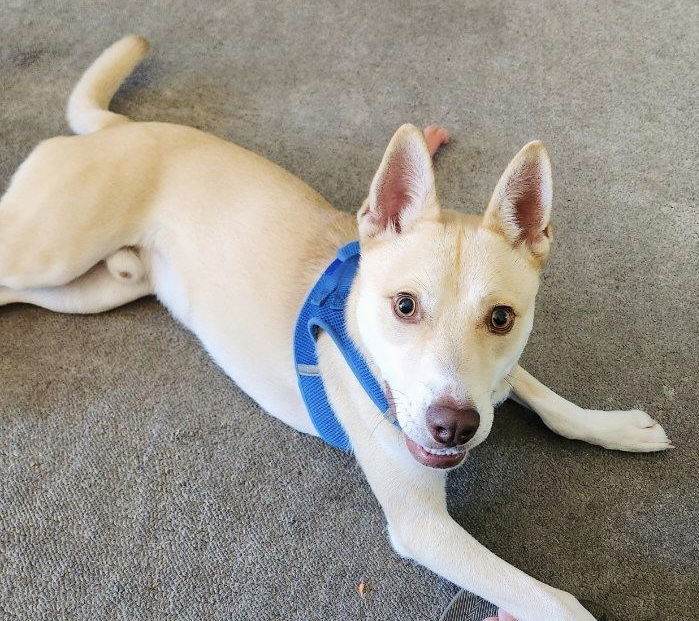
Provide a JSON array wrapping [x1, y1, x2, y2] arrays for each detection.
[[426, 400, 480, 446]]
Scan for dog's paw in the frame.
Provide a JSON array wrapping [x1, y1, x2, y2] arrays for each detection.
[[423, 125, 450, 157], [583, 408, 673, 452]]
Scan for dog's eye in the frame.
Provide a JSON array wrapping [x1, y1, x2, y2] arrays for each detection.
[[394, 293, 417, 319], [488, 306, 515, 334]]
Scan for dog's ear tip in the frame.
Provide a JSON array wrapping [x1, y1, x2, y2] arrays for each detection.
[[520, 140, 551, 165], [395, 122, 422, 135], [391, 123, 427, 149], [518, 139, 548, 156]]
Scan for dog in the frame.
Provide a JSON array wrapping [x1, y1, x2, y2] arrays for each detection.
[[0, 36, 672, 621]]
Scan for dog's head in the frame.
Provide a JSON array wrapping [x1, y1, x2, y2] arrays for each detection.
[[351, 124, 552, 469]]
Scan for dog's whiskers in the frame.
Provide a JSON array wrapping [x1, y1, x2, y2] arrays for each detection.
[[368, 413, 386, 441]]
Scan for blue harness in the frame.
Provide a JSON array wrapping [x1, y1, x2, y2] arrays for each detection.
[[293, 241, 400, 452]]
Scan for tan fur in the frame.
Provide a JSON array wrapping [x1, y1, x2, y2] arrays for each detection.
[[0, 37, 671, 621]]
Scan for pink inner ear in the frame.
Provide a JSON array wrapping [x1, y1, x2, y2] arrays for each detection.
[[374, 148, 413, 234], [511, 159, 545, 244]]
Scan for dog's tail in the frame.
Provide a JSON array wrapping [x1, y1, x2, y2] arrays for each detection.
[[66, 35, 149, 135]]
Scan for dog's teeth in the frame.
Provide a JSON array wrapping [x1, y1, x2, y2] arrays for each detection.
[[423, 444, 466, 456]]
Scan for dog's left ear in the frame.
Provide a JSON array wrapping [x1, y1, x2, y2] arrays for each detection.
[[483, 141, 553, 262], [358, 124, 439, 239]]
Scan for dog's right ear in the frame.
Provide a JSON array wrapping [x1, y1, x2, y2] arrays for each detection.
[[358, 124, 439, 239], [482, 141, 553, 262]]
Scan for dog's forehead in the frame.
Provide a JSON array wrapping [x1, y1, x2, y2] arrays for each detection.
[[458, 228, 539, 303], [362, 215, 538, 303]]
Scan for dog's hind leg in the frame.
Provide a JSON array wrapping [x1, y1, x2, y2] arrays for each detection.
[[0, 250, 152, 314], [0, 37, 151, 289], [0, 137, 148, 290], [507, 365, 673, 452]]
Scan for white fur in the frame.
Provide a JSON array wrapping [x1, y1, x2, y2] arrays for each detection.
[[0, 37, 672, 621]]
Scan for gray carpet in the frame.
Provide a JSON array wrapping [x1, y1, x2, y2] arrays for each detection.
[[1, 1, 697, 620]]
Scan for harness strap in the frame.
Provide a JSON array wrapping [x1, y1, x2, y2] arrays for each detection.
[[293, 241, 398, 452]]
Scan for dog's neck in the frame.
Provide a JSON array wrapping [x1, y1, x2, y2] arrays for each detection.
[[300, 210, 392, 429], [302, 209, 358, 284], [341, 244, 391, 433]]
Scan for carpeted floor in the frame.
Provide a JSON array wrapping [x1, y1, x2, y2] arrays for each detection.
[[1, 1, 697, 620]]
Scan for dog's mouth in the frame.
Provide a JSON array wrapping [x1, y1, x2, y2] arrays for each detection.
[[404, 436, 468, 469], [385, 382, 468, 469]]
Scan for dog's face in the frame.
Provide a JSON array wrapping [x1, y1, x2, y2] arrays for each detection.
[[352, 125, 553, 469]]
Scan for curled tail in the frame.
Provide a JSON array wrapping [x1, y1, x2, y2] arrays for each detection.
[[66, 35, 149, 135]]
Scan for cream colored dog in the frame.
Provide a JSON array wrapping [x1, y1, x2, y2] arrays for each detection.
[[0, 37, 672, 621]]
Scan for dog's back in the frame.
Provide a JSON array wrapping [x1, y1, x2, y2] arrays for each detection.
[[0, 36, 348, 435], [0, 36, 337, 292]]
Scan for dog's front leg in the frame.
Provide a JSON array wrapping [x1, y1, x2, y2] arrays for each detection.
[[318, 339, 594, 621], [508, 365, 672, 452], [348, 426, 595, 621]]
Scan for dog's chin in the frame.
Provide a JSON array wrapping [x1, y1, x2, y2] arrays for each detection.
[[404, 436, 468, 469]]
